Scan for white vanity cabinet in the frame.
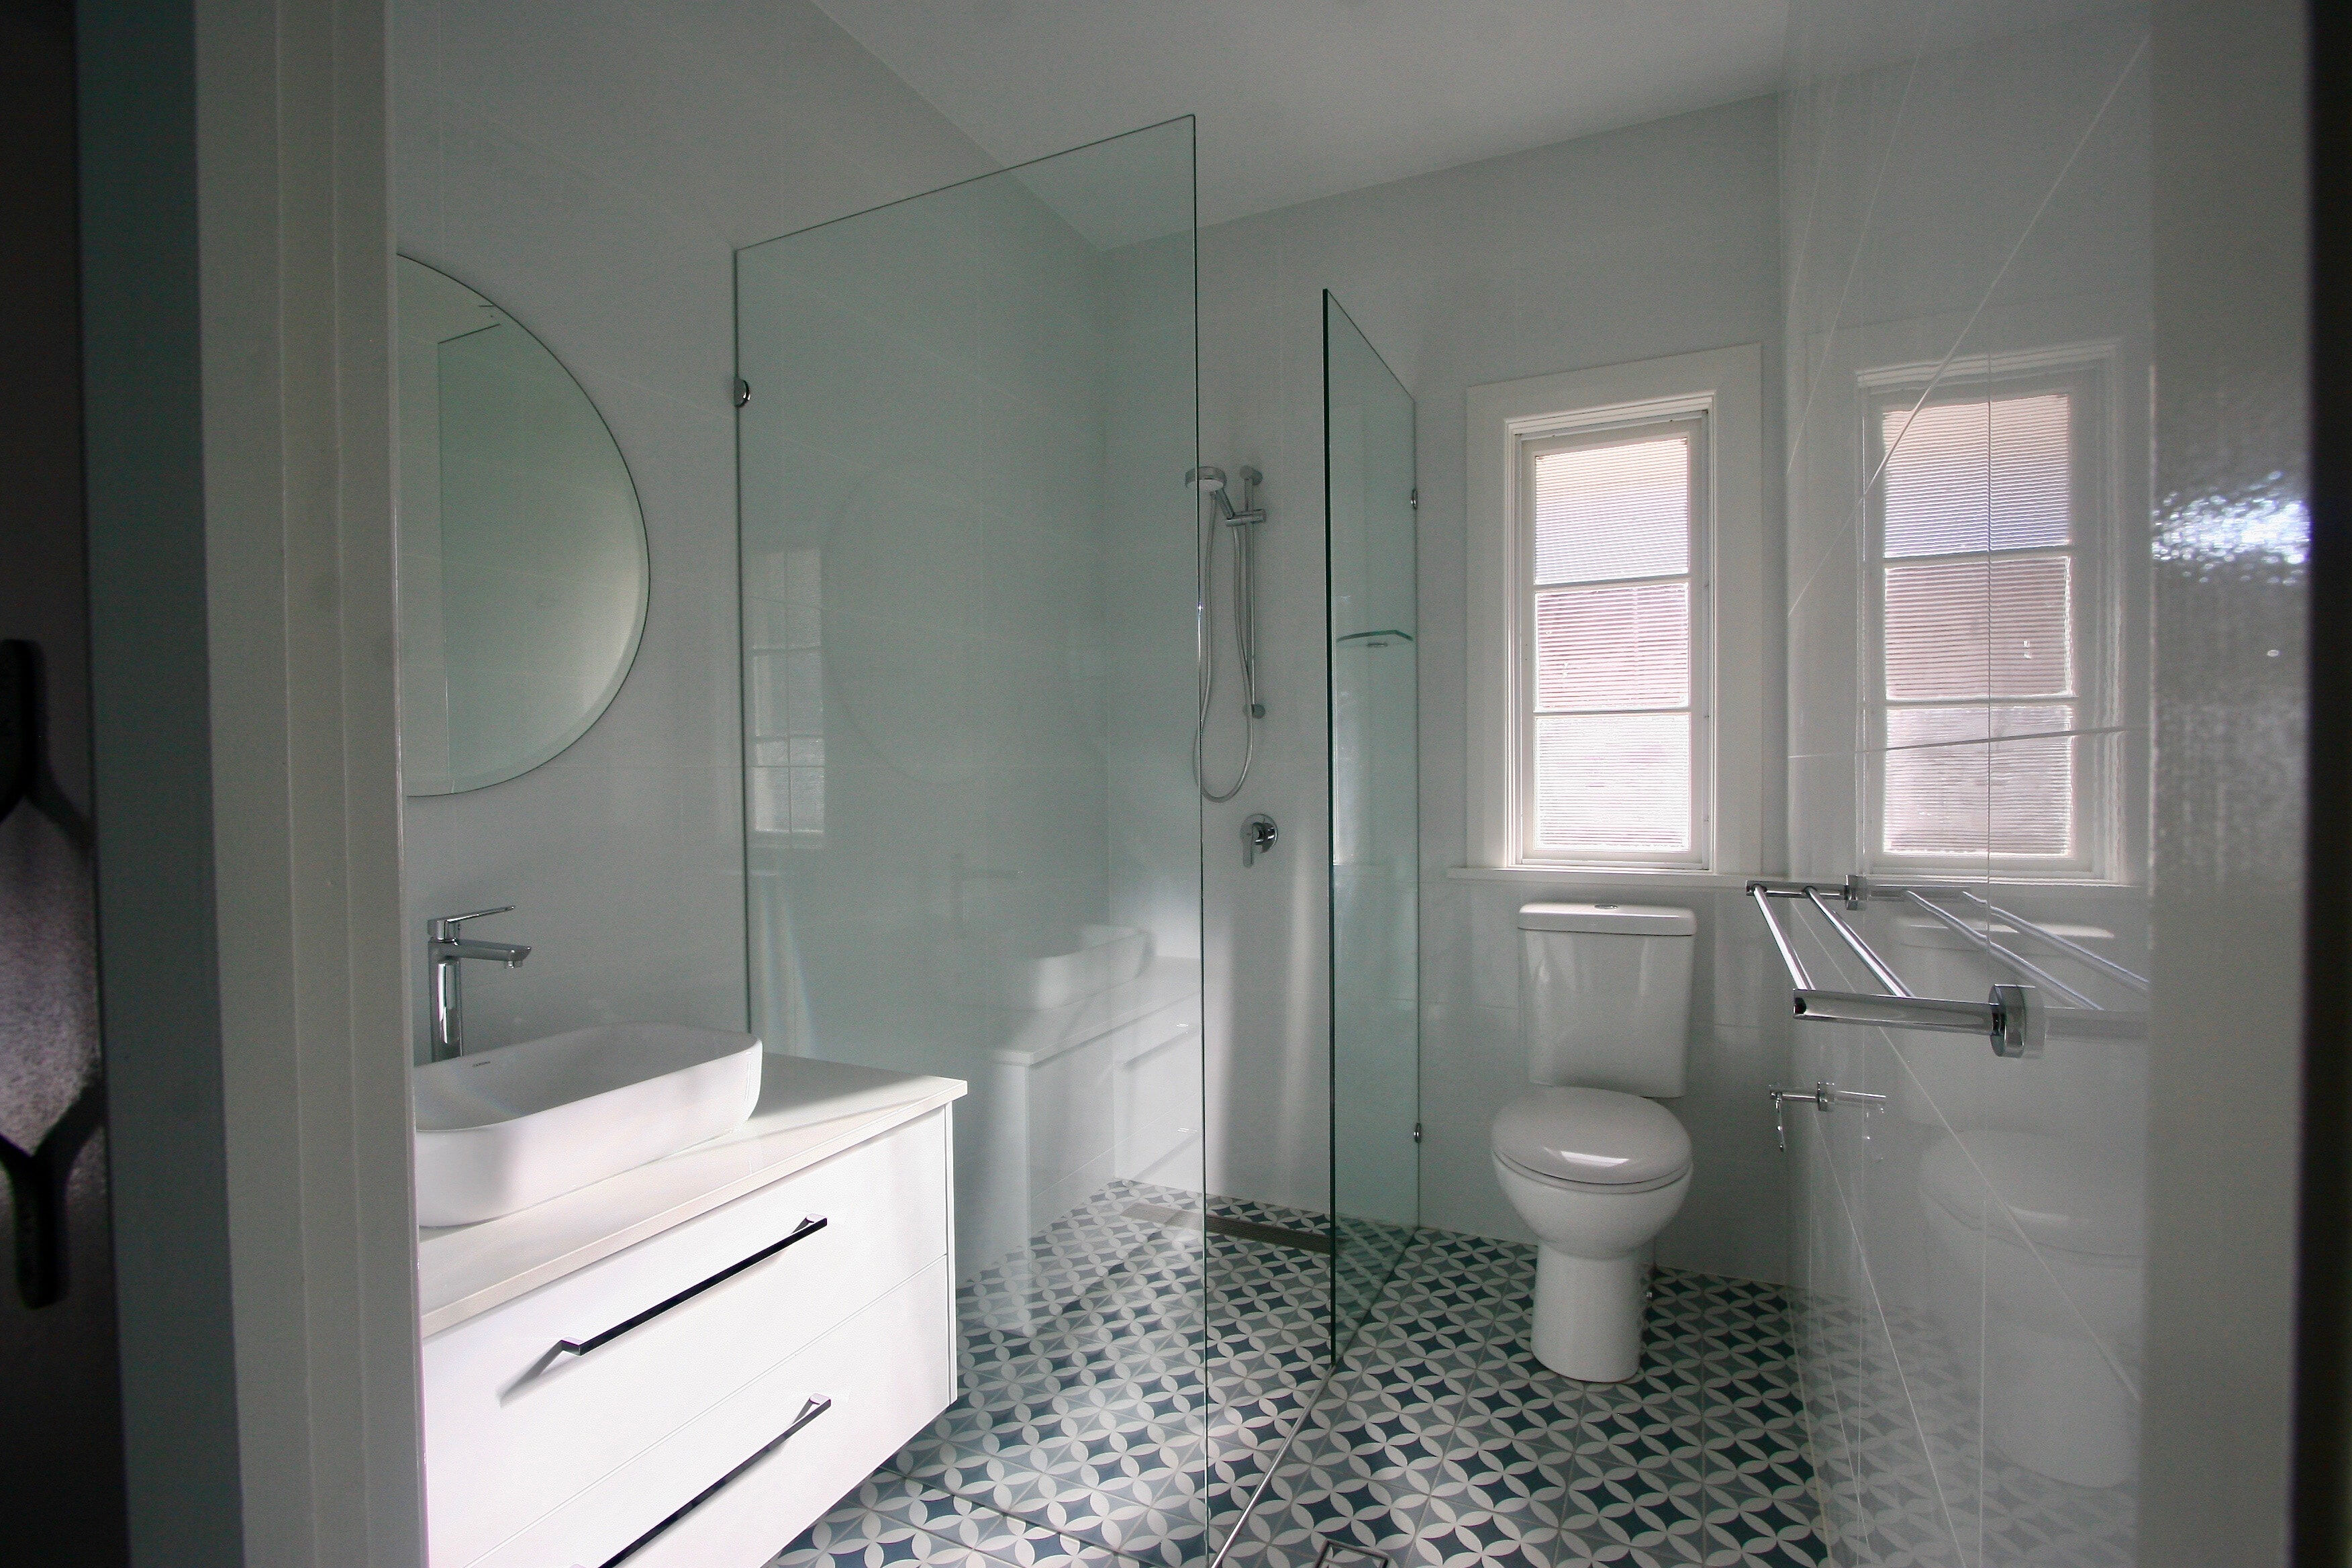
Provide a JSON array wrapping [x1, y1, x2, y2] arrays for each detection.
[[418, 1059, 965, 1568]]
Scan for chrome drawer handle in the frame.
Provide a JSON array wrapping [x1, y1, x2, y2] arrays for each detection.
[[777, 1394, 833, 1442], [554, 1216, 827, 1359], [599, 1397, 834, 1567]]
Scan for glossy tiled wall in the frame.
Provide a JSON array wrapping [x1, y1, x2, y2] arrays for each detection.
[[2137, 0, 2308, 1557], [391, 0, 991, 1059], [1776, 5, 2156, 1562], [734, 126, 1203, 1279]]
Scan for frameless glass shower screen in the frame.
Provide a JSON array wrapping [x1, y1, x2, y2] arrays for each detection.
[[736, 120, 1207, 1554], [1323, 293, 1420, 1346]]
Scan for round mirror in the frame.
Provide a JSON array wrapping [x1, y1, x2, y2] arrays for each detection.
[[395, 256, 648, 794]]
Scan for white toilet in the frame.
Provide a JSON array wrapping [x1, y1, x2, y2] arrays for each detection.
[[1920, 1131, 2145, 1489], [1491, 901, 1696, 1381]]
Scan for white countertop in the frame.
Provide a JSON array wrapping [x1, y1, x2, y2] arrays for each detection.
[[416, 1055, 966, 1337]]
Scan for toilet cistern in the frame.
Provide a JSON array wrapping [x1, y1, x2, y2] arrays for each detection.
[[428, 905, 532, 1060]]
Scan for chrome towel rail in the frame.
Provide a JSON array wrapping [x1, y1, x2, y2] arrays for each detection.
[[1900, 889, 2098, 1010], [1806, 886, 1910, 996], [1943, 887, 2150, 994], [1747, 879, 2043, 1058], [1766, 1081, 1889, 1149], [1747, 883, 1814, 991]]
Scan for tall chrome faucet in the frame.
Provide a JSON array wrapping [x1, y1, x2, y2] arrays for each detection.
[[428, 906, 532, 1060]]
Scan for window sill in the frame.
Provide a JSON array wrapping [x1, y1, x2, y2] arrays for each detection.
[[1446, 865, 1768, 889]]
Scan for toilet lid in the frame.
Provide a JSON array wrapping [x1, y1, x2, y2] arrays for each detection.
[[1920, 1132, 2144, 1258], [1492, 1087, 1691, 1188]]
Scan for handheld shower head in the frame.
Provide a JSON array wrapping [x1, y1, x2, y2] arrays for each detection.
[[1187, 464, 1262, 526], [1191, 456, 1267, 801]]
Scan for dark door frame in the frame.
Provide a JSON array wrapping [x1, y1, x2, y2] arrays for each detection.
[[2295, 3, 2351, 1561]]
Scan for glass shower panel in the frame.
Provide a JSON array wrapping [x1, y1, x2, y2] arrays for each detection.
[[736, 121, 1208, 1561], [1779, 9, 2155, 1560], [1323, 293, 1420, 1346]]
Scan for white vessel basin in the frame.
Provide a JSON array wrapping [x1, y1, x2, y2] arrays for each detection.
[[413, 1024, 763, 1227]]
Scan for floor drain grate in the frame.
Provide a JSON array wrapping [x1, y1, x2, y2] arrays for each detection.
[[1313, 1540, 1393, 1568]]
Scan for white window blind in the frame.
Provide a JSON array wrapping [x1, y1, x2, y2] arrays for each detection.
[[1877, 391, 2077, 861], [1523, 425, 1700, 859]]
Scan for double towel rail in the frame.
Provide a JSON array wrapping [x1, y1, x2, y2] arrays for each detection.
[[1941, 887, 2150, 994], [1897, 889, 2098, 1010], [1749, 878, 2035, 1057], [1749, 875, 2152, 1057]]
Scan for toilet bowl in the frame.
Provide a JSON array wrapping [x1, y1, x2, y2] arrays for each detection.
[[1920, 1130, 2144, 1489], [1495, 901, 1698, 1383], [1493, 1086, 1692, 1381]]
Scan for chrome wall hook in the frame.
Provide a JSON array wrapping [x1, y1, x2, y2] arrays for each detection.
[[1765, 1081, 1889, 1149]]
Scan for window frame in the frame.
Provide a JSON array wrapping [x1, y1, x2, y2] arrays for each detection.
[[1858, 352, 2118, 881], [1466, 345, 1767, 879]]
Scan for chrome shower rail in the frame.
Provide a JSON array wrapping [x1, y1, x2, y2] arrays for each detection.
[[1747, 879, 2043, 1058]]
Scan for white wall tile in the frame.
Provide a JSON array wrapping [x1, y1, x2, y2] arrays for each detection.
[[1656, 1022, 1793, 1283], [393, 0, 991, 1060], [1416, 1001, 1535, 1244]]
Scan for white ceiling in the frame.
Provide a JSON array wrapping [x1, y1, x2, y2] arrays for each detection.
[[811, 0, 1794, 229]]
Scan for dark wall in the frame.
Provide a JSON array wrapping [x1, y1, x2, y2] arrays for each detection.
[[75, 0, 248, 1561], [0, 0, 127, 1557]]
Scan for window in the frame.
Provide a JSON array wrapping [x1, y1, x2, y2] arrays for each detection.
[[1865, 366, 2108, 875], [1466, 346, 1765, 875], [1522, 422, 1705, 860]]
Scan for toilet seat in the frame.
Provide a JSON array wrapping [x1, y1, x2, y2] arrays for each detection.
[[1492, 1086, 1691, 1193]]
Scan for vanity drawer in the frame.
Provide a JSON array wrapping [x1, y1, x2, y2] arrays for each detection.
[[474, 1256, 956, 1568], [424, 1109, 947, 1567]]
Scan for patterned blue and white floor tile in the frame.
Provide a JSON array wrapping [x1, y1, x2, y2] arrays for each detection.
[[1222, 1237, 1823, 1568], [770, 1194, 1825, 1568], [1797, 1289, 2135, 1567], [769, 1181, 1333, 1568]]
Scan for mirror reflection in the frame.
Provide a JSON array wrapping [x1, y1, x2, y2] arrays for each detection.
[[395, 256, 648, 795]]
